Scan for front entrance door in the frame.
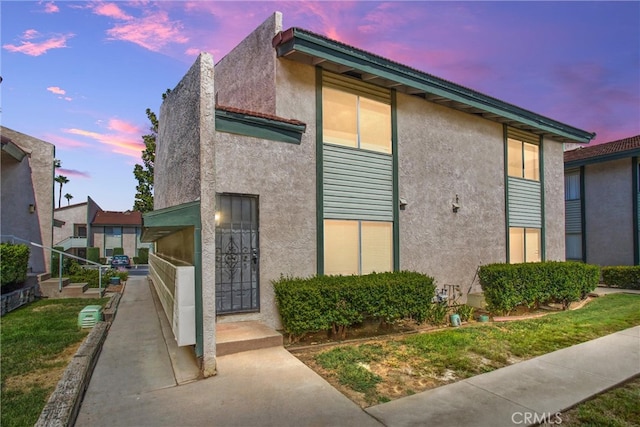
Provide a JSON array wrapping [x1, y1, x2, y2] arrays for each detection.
[[215, 194, 259, 314]]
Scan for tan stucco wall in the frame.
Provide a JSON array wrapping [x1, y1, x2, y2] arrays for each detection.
[[1, 127, 55, 273], [584, 158, 634, 266], [396, 94, 506, 295], [543, 137, 566, 261], [53, 203, 88, 245], [214, 12, 281, 114]]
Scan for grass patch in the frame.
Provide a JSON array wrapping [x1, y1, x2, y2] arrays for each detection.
[[300, 294, 640, 408], [1, 297, 108, 427], [560, 376, 640, 426]]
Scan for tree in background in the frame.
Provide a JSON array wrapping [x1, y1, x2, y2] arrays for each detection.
[[64, 193, 73, 206], [54, 175, 69, 208], [133, 90, 171, 213]]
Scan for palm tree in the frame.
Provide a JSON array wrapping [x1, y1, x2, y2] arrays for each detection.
[[64, 193, 73, 206], [55, 175, 69, 208]]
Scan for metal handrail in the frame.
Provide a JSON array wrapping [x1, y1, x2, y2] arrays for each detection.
[[1, 234, 104, 293]]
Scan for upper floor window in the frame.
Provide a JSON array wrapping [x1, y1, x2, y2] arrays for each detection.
[[104, 226, 122, 236], [508, 138, 539, 181], [323, 86, 391, 154], [565, 171, 581, 200]]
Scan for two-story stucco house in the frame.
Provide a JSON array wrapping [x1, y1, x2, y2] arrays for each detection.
[[142, 12, 595, 375], [1, 126, 55, 273], [564, 135, 640, 266]]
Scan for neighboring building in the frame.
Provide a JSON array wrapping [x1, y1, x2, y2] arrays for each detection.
[[564, 135, 640, 266], [54, 198, 152, 260], [142, 13, 595, 376], [1, 126, 55, 273]]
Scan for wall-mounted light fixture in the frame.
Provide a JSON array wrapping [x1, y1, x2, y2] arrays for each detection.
[[452, 195, 460, 213], [399, 198, 408, 210], [29, 204, 36, 214]]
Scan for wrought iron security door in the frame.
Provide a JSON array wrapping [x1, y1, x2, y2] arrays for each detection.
[[215, 194, 259, 314]]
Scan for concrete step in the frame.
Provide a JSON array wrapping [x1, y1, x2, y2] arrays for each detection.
[[217, 321, 283, 357], [83, 288, 104, 299], [63, 283, 89, 297], [39, 278, 71, 298]]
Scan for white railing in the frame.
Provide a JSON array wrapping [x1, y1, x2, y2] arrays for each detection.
[[149, 252, 195, 346], [55, 236, 88, 251], [1, 235, 104, 293]]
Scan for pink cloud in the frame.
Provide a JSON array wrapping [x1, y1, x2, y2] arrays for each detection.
[[3, 30, 74, 56], [62, 118, 145, 159], [44, 133, 91, 149], [92, 2, 132, 21], [57, 168, 91, 179], [47, 86, 66, 95], [42, 2, 59, 13]]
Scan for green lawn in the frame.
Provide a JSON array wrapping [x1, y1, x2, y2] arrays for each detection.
[[1, 297, 108, 427], [306, 294, 640, 407]]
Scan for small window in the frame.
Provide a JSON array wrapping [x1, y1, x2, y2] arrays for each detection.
[[508, 138, 539, 181], [509, 227, 541, 263], [566, 234, 583, 260], [565, 172, 581, 200]]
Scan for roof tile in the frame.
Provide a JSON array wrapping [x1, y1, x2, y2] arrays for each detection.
[[92, 210, 142, 226], [564, 135, 640, 163]]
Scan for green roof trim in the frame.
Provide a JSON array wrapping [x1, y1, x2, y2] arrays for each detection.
[[141, 200, 201, 242], [215, 109, 306, 145], [275, 28, 595, 145]]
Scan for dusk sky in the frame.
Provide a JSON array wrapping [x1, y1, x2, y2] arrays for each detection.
[[2, 1, 639, 211]]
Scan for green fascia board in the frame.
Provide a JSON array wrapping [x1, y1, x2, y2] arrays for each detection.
[[1, 141, 28, 162], [215, 109, 306, 145], [143, 200, 201, 228], [564, 149, 640, 169], [277, 30, 595, 144]]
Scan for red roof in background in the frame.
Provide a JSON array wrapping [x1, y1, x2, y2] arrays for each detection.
[[564, 135, 640, 163], [92, 210, 142, 226]]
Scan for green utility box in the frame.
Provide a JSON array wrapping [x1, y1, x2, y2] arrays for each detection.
[[78, 305, 103, 329]]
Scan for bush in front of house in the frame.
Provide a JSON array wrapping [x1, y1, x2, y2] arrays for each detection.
[[602, 266, 640, 290], [137, 248, 149, 264], [87, 247, 100, 264], [273, 271, 436, 341], [479, 261, 600, 314], [112, 247, 124, 256], [0, 243, 30, 287], [50, 246, 65, 276]]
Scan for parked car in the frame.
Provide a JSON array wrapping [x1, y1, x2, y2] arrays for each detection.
[[111, 255, 131, 269]]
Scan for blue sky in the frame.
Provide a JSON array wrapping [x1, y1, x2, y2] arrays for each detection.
[[2, 1, 639, 211]]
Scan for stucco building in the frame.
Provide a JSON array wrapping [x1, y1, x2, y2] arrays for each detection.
[[564, 135, 640, 265], [1, 126, 55, 273], [143, 13, 595, 375]]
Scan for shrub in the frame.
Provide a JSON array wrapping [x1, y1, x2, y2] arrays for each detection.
[[87, 247, 100, 263], [117, 270, 129, 283], [479, 262, 600, 314], [0, 243, 30, 287], [112, 248, 124, 256], [455, 304, 475, 322], [273, 271, 436, 340], [602, 266, 640, 290], [137, 248, 149, 264], [99, 258, 107, 265], [50, 246, 65, 276], [132, 257, 141, 265]]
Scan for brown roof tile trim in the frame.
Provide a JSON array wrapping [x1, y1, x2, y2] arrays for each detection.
[[564, 134, 640, 163], [92, 210, 142, 226], [216, 104, 305, 126]]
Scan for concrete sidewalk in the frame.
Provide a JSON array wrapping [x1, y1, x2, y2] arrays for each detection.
[[76, 277, 640, 427]]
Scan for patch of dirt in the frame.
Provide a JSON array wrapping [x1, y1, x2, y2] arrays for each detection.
[[106, 284, 123, 293]]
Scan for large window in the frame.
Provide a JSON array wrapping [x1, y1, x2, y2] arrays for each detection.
[[508, 138, 539, 181], [509, 227, 541, 263], [323, 87, 391, 154], [324, 220, 393, 275]]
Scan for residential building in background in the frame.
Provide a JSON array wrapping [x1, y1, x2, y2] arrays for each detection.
[[564, 134, 640, 265], [142, 12, 596, 376], [1, 126, 55, 273]]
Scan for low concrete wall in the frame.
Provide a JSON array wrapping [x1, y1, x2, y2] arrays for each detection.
[[0, 281, 38, 316]]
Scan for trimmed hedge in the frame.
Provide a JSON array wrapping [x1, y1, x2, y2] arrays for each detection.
[[479, 261, 600, 314], [87, 247, 100, 263], [137, 248, 149, 264], [602, 266, 640, 290], [50, 246, 65, 276], [112, 247, 124, 256], [273, 271, 436, 340], [0, 243, 30, 287]]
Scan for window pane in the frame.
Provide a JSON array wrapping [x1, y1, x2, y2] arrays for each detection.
[[359, 97, 391, 154], [507, 138, 522, 178], [323, 88, 357, 148], [525, 228, 541, 262], [361, 222, 393, 274], [324, 220, 359, 275], [509, 227, 524, 263], [566, 234, 583, 260], [565, 173, 580, 200], [523, 143, 539, 181]]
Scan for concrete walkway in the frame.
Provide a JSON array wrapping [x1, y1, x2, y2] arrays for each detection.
[[76, 277, 640, 427]]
